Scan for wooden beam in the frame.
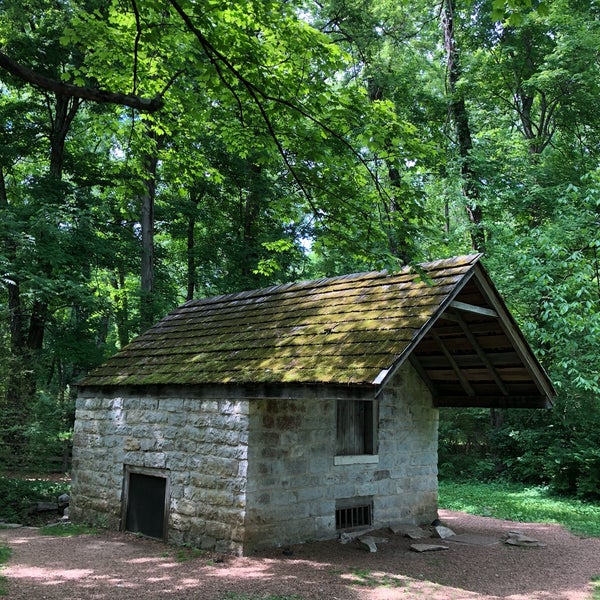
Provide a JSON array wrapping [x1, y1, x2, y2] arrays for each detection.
[[473, 269, 556, 402], [453, 312, 510, 396], [434, 395, 552, 409], [432, 332, 475, 396], [450, 300, 498, 318]]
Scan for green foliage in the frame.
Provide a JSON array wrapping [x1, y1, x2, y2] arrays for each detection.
[[439, 400, 600, 501], [0, 476, 69, 524], [0, 543, 10, 596], [174, 544, 206, 562], [0, 0, 599, 500], [438, 408, 499, 481], [439, 480, 600, 537], [346, 568, 406, 588], [592, 575, 600, 600]]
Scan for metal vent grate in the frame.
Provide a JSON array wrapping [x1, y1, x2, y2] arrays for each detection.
[[335, 503, 372, 530]]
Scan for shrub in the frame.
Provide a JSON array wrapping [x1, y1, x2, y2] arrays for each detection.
[[0, 476, 70, 523]]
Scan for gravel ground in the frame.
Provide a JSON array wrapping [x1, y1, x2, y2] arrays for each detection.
[[2, 509, 600, 600]]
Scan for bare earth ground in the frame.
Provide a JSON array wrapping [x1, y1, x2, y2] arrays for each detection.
[[2, 510, 600, 600]]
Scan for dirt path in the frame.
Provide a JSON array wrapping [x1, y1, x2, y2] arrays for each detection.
[[2, 510, 600, 599]]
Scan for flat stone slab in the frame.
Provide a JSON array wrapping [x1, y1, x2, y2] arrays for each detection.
[[434, 525, 456, 539], [505, 532, 546, 547], [447, 533, 501, 546], [339, 528, 374, 544], [359, 536, 378, 552], [358, 535, 389, 553], [410, 543, 449, 553], [389, 523, 431, 539]]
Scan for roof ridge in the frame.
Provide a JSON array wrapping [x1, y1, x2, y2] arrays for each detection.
[[80, 254, 484, 388], [183, 254, 481, 309]]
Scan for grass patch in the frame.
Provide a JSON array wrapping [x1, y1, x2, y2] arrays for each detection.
[[39, 523, 97, 537], [346, 567, 406, 588], [439, 479, 600, 537], [0, 544, 11, 596], [591, 575, 600, 600], [174, 545, 206, 562]]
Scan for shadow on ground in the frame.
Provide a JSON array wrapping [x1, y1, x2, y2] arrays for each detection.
[[3, 510, 600, 600]]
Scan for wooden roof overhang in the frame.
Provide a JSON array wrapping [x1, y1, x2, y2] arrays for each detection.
[[376, 263, 554, 409]]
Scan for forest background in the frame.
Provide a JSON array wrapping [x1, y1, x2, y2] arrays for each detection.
[[0, 0, 599, 500]]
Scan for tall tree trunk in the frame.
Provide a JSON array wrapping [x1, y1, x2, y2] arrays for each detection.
[[441, 0, 485, 253], [112, 266, 131, 348], [1, 166, 28, 454], [27, 95, 81, 358], [186, 187, 206, 302], [0, 95, 80, 462], [239, 163, 262, 284], [139, 130, 163, 331], [367, 79, 412, 263], [442, 1, 503, 435]]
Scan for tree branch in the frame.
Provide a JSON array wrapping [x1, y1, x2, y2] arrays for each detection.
[[166, 0, 390, 208], [0, 51, 163, 113]]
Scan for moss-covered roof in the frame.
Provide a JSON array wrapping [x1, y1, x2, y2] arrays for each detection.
[[81, 255, 484, 388]]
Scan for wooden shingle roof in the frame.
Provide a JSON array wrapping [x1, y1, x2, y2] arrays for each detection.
[[80, 254, 555, 408]]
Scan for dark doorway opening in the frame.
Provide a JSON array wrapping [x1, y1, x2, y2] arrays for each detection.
[[123, 467, 169, 540]]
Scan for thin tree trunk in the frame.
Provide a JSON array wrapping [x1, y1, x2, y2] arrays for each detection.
[[139, 130, 163, 331], [186, 187, 206, 302], [112, 266, 131, 348], [441, 0, 485, 253], [140, 162, 156, 329], [240, 163, 262, 283]]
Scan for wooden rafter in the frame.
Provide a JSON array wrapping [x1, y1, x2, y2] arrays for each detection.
[[451, 311, 510, 396], [432, 332, 475, 396], [450, 300, 498, 318], [434, 395, 552, 409]]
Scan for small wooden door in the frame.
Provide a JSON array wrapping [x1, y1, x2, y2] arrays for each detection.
[[124, 470, 168, 540]]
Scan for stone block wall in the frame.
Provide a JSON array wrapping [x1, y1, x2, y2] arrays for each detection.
[[243, 362, 439, 550], [72, 362, 438, 554], [71, 389, 250, 554]]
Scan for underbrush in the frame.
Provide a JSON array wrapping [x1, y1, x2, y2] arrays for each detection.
[[0, 475, 70, 524], [0, 544, 10, 596], [438, 479, 600, 537]]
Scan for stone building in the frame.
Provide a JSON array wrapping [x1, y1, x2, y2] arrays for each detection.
[[71, 254, 554, 554]]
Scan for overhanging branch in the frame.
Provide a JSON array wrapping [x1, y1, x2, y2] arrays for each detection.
[[0, 51, 163, 113]]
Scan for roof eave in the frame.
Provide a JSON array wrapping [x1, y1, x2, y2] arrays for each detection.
[[374, 257, 481, 397], [374, 259, 556, 409]]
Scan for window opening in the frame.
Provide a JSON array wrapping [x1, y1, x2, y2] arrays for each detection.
[[336, 399, 376, 455], [335, 497, 373, 530]]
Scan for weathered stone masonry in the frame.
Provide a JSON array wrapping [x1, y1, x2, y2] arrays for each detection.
[[71, 391, 250, 554], [244, 362, 438, 550], [71, 362, 438, 554]]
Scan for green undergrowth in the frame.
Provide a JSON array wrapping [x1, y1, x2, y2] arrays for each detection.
[[0, 544, 11, 596], [591, 575, 600, 600], [0, 476, 70, 524], [346, 567, 406, 588], [438, 479, 600, 537]]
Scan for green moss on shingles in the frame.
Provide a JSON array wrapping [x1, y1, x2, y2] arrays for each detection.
[[80, 255, 481, 388]]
